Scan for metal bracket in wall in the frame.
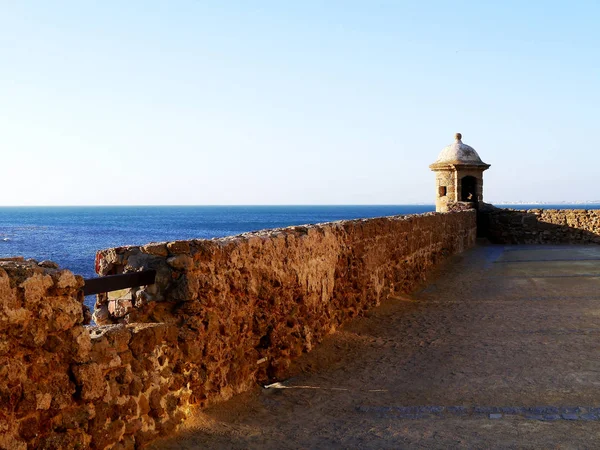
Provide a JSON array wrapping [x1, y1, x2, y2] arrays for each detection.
[[82, 270, 156, 296]]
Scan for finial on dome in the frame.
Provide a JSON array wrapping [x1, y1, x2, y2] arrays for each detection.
[[455, 132, 462, 141]]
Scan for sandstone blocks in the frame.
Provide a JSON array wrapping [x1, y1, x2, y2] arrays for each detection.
[[1, 211, 477, 449], [483, 209, 600, 244]]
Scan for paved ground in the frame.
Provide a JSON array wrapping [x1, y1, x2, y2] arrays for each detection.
[[151, 244, 600, 449]]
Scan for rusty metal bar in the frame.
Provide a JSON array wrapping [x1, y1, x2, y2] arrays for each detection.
[[83, 270, 156, 296]]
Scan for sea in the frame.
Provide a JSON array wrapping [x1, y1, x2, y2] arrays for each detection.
[[1, 204, 598, 309]]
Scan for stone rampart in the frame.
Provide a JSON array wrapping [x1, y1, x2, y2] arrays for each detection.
[[0, 259, 189, 449], [482, 208, 600, 244], [1, 211, 476, 449]]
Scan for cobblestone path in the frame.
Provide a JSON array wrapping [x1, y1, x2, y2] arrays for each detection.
[[152, 245, 600, 449]]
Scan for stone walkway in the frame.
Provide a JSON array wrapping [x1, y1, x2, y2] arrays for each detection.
[[151, 244, 600, 449]]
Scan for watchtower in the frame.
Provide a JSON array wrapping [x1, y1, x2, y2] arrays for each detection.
[[430, 133, 490, 212]]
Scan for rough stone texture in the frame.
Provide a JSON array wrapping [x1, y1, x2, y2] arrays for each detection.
[[148, 244, 600, 449], [0, 260, 189, 450], [0, 259, 87, 450], [1, 211, 476, 449], [482, 208, 600, 244], [94, 212, 477, 384]]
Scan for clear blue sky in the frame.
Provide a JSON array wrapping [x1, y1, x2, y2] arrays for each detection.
[[1, 1, 598, 205]]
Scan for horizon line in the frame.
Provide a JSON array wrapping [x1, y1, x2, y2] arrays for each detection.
[[0, 203, 436, 207], [1, 202, 600, 208]]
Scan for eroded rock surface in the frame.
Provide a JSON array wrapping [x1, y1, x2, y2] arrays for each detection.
[[1, 211, 476, 449], [483, 208, 600, 244], [94, 212, 477, 385]]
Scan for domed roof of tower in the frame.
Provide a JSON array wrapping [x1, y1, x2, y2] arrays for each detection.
[[430, 133, 489, 168]]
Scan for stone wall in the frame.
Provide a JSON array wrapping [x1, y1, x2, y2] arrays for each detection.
[[1, 211, 476, 449], [433, 169, 456, 212], [93, 211, 477, 383], [482, 208, 600, 244], [0, 258, 189, 449]]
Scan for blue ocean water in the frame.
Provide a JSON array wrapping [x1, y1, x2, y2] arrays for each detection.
[[1, 204, 598, 282], [0, 205, 438, 280]]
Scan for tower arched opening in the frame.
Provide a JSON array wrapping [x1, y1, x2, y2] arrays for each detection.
[[461, 176, 477, 202]]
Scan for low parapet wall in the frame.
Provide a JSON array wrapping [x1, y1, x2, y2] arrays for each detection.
[[1, 211, 476, 449], [93, 211, 477, 382], [482, 208, 600, 244]]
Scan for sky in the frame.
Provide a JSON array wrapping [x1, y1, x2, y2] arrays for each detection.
[[0, 1, 599, 205]]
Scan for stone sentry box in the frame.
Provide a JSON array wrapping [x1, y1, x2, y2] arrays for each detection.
[[430, 133, 491, 213]]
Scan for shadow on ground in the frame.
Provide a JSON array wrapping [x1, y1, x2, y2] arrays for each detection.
[[150, 243, 600, 449]]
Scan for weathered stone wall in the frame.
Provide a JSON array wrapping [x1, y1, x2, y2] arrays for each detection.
[[482, 208, 600, 244], [0, 258, 91, 449], [434, 169, 456, 212], [1, 211, 476, 449], [0, 259, 190, 449], [94, 212, 477, 383]]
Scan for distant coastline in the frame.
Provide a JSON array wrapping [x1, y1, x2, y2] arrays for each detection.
[[493, 201, 600, 206]]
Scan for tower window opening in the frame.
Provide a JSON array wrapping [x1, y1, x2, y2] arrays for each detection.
[[461, 176, 477, 202], [438, 186, 447, 197]]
